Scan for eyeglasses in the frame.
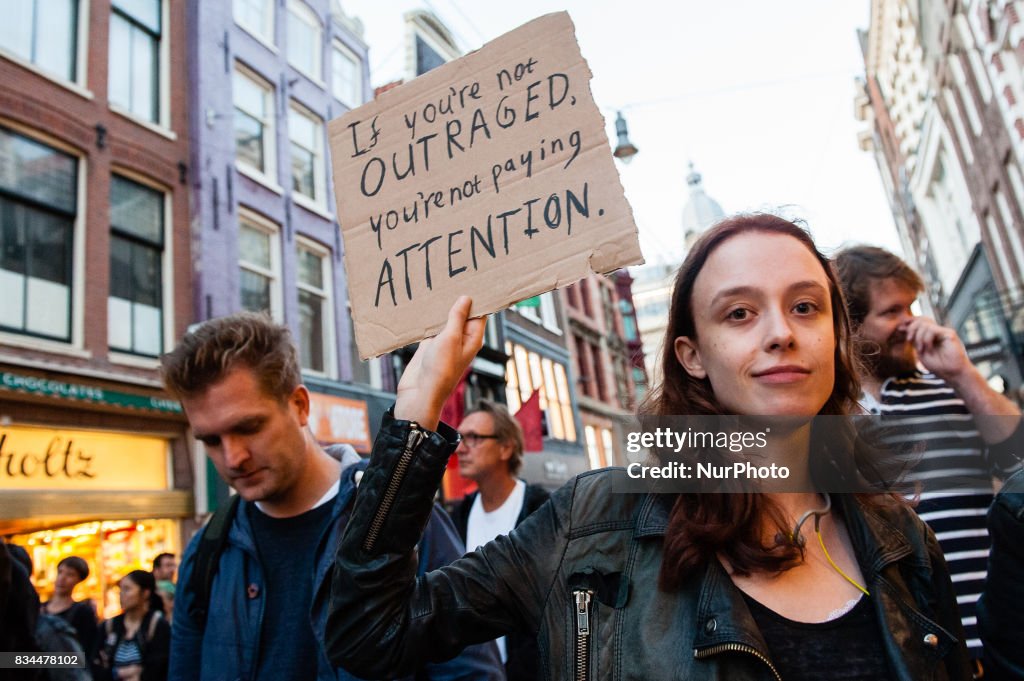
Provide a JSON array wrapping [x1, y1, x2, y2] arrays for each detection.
[[458, 432, 501, 448]]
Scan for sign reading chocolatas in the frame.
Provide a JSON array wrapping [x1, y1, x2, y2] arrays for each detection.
[[0, 425, 168, 491], [0, 371, 182, 414], [329, 12, 644, 359]]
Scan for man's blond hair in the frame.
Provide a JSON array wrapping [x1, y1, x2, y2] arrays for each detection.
[[160, 312, 301, 402]]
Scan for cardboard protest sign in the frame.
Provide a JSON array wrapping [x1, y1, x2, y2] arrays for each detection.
[[328, 11, 644, 359]]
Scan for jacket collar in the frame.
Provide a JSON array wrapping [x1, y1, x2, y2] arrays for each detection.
[[634, 493, 672, 537], [835, 494, 914, 575]]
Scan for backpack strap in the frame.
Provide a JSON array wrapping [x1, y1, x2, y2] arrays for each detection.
[[186, 494, 241, 629], [146, 609, 162, 643]]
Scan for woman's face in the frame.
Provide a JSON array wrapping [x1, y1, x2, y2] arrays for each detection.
[[674, 232, 836, 417], [119, 577, 145, 612]]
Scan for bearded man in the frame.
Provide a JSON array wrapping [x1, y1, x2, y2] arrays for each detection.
[[836, 245, 1022, 676]]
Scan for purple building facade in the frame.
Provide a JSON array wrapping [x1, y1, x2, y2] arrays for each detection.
[[186, 0, 391, 507]]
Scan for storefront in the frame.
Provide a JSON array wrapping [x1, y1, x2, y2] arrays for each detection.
[[0, 368, 193, 618], [307, 390, 372, 453]]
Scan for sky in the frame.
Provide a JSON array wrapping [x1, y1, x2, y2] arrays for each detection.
[[340, 0, 901, 269]]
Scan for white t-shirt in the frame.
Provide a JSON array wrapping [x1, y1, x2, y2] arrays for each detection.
[[465, 479, 527, 663]]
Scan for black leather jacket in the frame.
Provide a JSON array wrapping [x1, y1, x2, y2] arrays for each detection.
[[326, 412, 971, 681], [978, 468, 1024, 681]]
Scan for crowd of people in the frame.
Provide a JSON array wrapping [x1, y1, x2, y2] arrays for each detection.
[[0, 549, 176, 681], [2, 212, 1022, 681]]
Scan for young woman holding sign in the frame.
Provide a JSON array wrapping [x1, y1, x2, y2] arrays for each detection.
[[323, 214, 970, 680]]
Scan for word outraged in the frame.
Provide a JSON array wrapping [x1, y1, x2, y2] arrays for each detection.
[[328, 12, 643, 358]]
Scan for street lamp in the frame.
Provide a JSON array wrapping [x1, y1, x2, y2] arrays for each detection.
[[612, 111, 638, 163]]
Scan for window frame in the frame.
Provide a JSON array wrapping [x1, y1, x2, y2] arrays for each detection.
[[108, 0, 165, 127], [287, 100, 326, 207], [107, 171, 169, 358], [504, 341, 576, 443], [331, 39, 362, 108], [237, 208, 283, 322], [0, 0, 84, 87], [295, 236, 336, 378], [233, 0, 275, 47], [286, 0, 322, 83], [233, 63, 278, 182], [0, 124, 81, 345], [514, 292, 561, 334]]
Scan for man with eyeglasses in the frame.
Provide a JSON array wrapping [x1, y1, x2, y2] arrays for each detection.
[[449, 400, 550, 681]]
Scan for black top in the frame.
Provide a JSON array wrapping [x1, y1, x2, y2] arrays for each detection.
[[450, 482, 551, 681], [743, 593, 893, 681], [95, 608, 170, 681], [248, 497, 336, 681], [1, 542, 40, 666], [45, 599, 99, 657]]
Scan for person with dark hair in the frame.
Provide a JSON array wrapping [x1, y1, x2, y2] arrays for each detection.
[[835, 245, 1022, 670], [1, 539, 40, 670], [150, 554, 176, 584], [95, 570, 169, 681], [324, 215, 972, 680], [977, 468, 1024, 679], [160, 312, 503, 681], [42, 555, 99, 661], [449, 399, 550, 681]]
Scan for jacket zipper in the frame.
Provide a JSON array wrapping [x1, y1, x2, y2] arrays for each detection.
[[363, 425, 426, 553], [574, 589, 593, 681], [694, 643, 782, 681]]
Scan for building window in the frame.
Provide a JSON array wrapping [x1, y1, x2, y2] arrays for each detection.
[[601, 429, 615, 466], [505, 342, 576, 442], [0, 127, 77, 342], [514, 293, 560, 332], [585, 426, 608, 469], [590, 340, 606, 401], [565, 284, 578, 309], [415, 34, 445, 75], [234, 66, 275, 177], [614, 357, 631, 409], [573, 334, 591, 397], [109, 175, 164, 356], [0, 0, 79, 82], [514, 298, 541, 323], [346, 301, 381, 388], [297, 239, 335, 375], [601, 282, 618, 334], [579, 277, 593, 317], [109, 0, 161, 123], [331, 40, 361, 107], [234, 0, 273, 44], [286, 0, 321, 81], [288, 103, 324, 203], [238, 211, 282, 319]]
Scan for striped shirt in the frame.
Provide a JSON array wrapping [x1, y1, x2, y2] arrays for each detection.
[[113, 637, 143, 668], [869, 372, 1022, 656]]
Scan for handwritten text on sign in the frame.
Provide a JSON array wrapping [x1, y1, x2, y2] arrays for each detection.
[[329, 12, 644, 358]]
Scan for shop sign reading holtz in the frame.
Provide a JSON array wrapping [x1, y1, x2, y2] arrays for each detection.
[[0, 424, 169, 491]]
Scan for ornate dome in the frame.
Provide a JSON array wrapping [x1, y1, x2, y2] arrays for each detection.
[[681, 162, 725, 245]]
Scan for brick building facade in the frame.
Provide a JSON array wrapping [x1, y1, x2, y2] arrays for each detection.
[[0, 0, 194, 618]]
